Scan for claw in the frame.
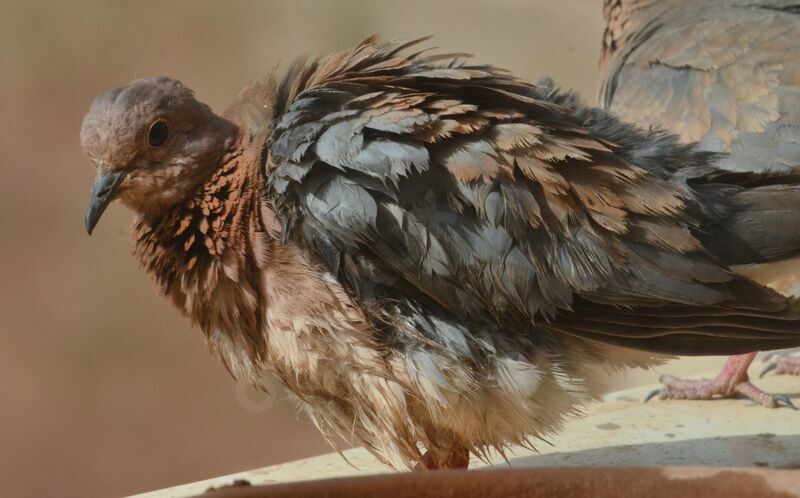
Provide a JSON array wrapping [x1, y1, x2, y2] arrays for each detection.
[[773, 395, 798, 411], [646, 353, 797, 409], [644, 389, 662, 404], [759, 353, 800, 378], [760, 362, 778, 379]]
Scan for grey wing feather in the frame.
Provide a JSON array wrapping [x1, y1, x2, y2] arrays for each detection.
[[267, 38, 800, 356], [600, 2, 800, 172]]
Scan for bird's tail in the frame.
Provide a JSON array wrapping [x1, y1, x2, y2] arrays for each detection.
[[546, 168, 800, 357], [555, 280, 800, 357], [694, 169, 800, 267]]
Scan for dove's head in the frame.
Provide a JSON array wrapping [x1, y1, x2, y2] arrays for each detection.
[[81, 77, 238, 234]]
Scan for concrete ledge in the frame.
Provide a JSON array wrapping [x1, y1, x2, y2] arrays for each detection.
[[201, 468, 800, 498], [134, 372, 800, 498]]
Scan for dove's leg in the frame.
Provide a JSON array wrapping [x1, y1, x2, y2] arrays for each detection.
[[645, 353, 796, 409], [415, 446, 469, 471], [761, 353, 800, 377]]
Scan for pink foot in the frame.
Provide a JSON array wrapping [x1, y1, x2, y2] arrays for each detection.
[[761, 353, 800, 378], [645, 353, 797, 409], [414, 446, 470, 471]]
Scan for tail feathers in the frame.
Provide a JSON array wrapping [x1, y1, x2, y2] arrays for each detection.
[[695, 169, 800, 266], [549, 278, 800, 356], [547, 167, 800, 357]]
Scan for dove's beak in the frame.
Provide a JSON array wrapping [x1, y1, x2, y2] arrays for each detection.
[[85, 169, 128, 235]]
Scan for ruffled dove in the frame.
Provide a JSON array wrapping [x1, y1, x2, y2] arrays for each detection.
[[82, 37, 800, 469]]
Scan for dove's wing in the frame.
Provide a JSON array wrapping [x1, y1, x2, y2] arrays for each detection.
[[266, 38, 800, 356], [600, 2, 800, 173]]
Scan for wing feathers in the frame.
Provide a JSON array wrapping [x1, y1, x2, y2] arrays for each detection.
[[268, 37, 800, 356]]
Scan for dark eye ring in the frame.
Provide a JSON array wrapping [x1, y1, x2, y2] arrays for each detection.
[[147, 119, 169, 148]]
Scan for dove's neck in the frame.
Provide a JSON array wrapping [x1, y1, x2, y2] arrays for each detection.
[[130, 130, 278, 362], [600, 0, 677, 66], [599, 0, 689, 106]]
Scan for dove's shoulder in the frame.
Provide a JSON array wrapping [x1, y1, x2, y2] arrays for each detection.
[[601, 3, 800, 172]]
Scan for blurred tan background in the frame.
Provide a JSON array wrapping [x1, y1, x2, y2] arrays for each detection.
[[0, 1, 733, 497]]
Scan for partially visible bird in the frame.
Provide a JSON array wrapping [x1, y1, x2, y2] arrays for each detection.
[[81, 37, 800, 470], [600, 0, 800, 406]]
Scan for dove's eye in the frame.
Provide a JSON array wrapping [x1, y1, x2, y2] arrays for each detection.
[[147, 119, 169, 148]]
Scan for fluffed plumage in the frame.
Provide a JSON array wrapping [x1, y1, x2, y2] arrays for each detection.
[[81, 37, 800, 468]]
